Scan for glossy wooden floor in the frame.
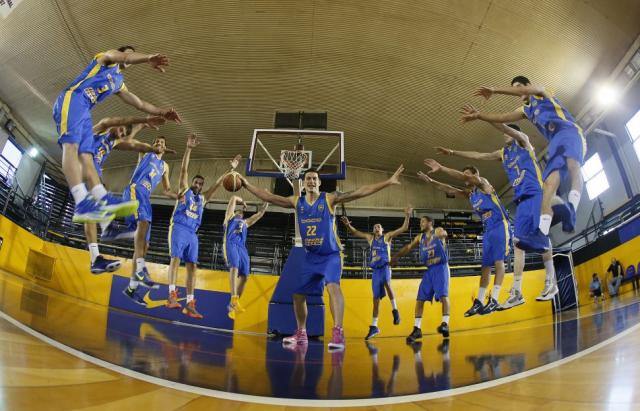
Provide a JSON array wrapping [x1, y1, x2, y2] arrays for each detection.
[[2, 270, 640, 410]]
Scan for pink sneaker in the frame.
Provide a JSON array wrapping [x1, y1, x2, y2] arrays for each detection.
[[328, 326, 345, 352], [282, 329, 308, 345]]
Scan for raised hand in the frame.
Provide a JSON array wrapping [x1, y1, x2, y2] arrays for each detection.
[[423, 159, 442, 174], [473, 86, 494, 100], [145, 115, 166, 130], [404, 206, 413, 215], [230, 154, 242, 170], [187, 133, 200, 149], [161, 108, 182, 124], [435, 146, 453, 156], [389, 164, 404, 185], [340, 216, 352, 226], [148, 54, 170, 73], [417, 171, 434, 183], [459, 103, 480, 123]]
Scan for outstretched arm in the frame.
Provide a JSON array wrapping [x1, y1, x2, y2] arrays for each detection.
[[417, 171, 469, 199], [386, 207, 413, 240], [98, 50, 170, 73], [161, 163, 177, 199], [340, 217, 373, 241], [116, 89, 182, 123], [225, 195, 245, 222], [423, 159, 482, 187], [460, 107, 526, 124], [473, 84, 548, 100], [204, 155, 241, 202], [489, 122, 534, 151], [245, 203, 269, 227], [177, 134, 199, 194], [239, 176, 296, 209], [329, 164, 404, 206], [390, 234, 422, 266], [435, 146, 502, 161], [92, 115, 165, 134]]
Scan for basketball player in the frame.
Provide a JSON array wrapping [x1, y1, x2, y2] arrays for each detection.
[[122, 135, 180, 305], [53, 46, 181, 224], [84, 114, 171, 274], [435, 114, 558, 304], [224, 196, 269, 319], [164, 135, 242, 318], [340, 206, 412, 339], [419, 161, 512, 316], [392, 218, 451, 340], [463, 76, 587, 236], [239, 165, 404, 351]]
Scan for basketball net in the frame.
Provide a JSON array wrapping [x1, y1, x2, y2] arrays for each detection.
[[280, 149, 309, 181]]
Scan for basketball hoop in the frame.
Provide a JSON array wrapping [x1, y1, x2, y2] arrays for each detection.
[[280, 149, 311, 180]]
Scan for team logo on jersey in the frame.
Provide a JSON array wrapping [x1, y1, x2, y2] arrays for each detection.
[[318, 203, 324, 211], [532, 100, 538, 107]]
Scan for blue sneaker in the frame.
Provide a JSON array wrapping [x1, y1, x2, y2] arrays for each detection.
[[516, 229, 550, 254], [90, 255, 121, 274], [101, 224, 136, 242], [552, 201, 576, 233], [365, 326, 380, 340], [100, 193, 138, 218], [123, 286, 147, 306], [134, 267, 159, 289], [72, 197, 114, 223]]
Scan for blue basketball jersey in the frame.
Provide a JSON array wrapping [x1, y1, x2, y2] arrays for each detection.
[[470, 187, 509, 229], [297, 192, 342, 255], [419, 232, 448, 267], [225, 215, 247, 246], [171, 189, 204, 232], [520, 94, 580, 141], [92, 131, 115, 170], [501, 141, 543, 200], [63, 53, 127, 108], [369, 235, 390, 268], [130, 153, 166, 192]]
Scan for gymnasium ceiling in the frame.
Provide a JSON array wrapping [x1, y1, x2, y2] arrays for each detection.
[[1, 0, 640, 188]]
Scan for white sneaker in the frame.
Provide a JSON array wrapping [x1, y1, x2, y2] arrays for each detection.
[[536, 282, 559, 301], [500, 288, 525, 310]]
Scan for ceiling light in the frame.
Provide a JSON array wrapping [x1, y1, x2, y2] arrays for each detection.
[[596, 84, 619, 107], [28, 147, 38, 158]]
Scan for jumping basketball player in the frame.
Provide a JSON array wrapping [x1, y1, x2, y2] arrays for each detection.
[[340, 206, 412, 339], [53, 46, 181, 224], [436, 113, 558, 304], [463, 76, 587, 237], [239, 165, 404, 351], [419, 161, 512, 316], [224, 196, 269, 319], [392, 218, 451, 340]]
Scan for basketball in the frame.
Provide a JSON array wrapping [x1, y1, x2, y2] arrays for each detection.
[[222, 171, 243, 192]]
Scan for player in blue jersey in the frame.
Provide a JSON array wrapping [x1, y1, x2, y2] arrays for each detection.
[[392, 218, 451, 340], [224, 196, 269, 319], [419, 161, 512, 316], [462, 76, 586, 238], [436, 116, 558, 304], [82, 114, 170, 274], [340, 207, 411, 339], [240, 165, 404, 351], [122, 136, 180, 305], [53, 45, 181, 225]]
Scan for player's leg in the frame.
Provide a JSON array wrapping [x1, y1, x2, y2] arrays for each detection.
[[435, 266, 450, 337], [166, 256, 182, 308], [383, 268, 400, 324], [480, 259, 505, 315], [566, 157, 583, 213], [236, 274, 248, 297], [437, 296, 451, 338], [501, 246, 526, 310], [537, 249, 559, 301], [465, 266, 491, 317], [182, 262, 203, 318], [84, 222, 120, 274], [407, 299, 425, 343], [282, 293, 310, 346], [123, 217, 155, 305], [540, 170, 561, 236], [366, 297, 381, 340], [326, 283, 345, 328]]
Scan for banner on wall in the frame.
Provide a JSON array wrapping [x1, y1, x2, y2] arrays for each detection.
[[0, 0, 24, 18], [108, 275, 235, 330]]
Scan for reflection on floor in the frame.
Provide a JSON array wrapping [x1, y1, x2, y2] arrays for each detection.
[[2, 269, 640, 401]]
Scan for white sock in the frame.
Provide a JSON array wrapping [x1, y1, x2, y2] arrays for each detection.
[[90, 184, 108, 200], [390, 299, 398, 310], [568, 190, 581, 211], [187, 294, 194, 302], [99, 221, 111, 231], [539, 214, 552, 235], [513, 275, 523, 292], [88, 243, 99, 263], [372, 317, 379, 327], [70, 184, 88, 205], [477, 287, 487, 301], [128, 279, 138, 289], [136, 258, 145, 272], [544, 259, 556, 283], [414, 317, 422, 328], [442, 315, 450, 324], [492, 285, 502, 300], [169, 284, 176, 292]]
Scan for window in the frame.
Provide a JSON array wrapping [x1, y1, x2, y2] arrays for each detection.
[[626, 109, 640, 162], [582, 153, 609, 200], [0, 139, 23, 183]]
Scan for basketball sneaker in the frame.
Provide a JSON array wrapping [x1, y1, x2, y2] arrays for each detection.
[[101, 224, 136, 242], [165, 290, 182, 309], [90, 255, 121, 274], [499, 288, 525, 310], [406, 326, 422, 343], [72, 197, 114, 223], [365, 325, 380, 340], [134, 267, 158, 288], [392, 309, 401, 325], [328, 326, 345, 352], [464, 298, 484, 317], [479, 297, 499, 315], [100, 193, 139, 218], [282, 329, 308, 346], [183, 300, 203, 319], [436, 322, 450, 338], [536, 281, 559, 301], [231, 296, 246, 313], [123, 286, 146, 306], [227, 304, 236, 320]]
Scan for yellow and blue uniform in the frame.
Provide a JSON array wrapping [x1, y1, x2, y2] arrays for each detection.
[[91, 131, 115, 178], [296, 192, 343, 296], [417, 232, 450, 302], [519, 94, 587, 180], [224, 215, 250, 276], [470, 188, 512, 267], [169, 189, 204, 264], [501, 141, 544, 242], [52, 53, 127, 153], [369, 235, 392, 299], [122, 153, 167, 242]]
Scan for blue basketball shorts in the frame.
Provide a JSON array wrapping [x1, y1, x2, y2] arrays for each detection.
[[225, 242, 250, 276], [296, 251, 343, 296], [169, 223, 199, 264], [417, 264, 450, 302], [543, 125, 587, 181]]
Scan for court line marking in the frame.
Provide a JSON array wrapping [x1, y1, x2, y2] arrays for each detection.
[[1, 309, 639, 407]]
